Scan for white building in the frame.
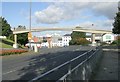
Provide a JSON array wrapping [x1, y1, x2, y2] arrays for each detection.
[[102, 34, 115, 44], [51, 33, 61, 47], [40, 33, 71, 48], [57, 40, 63, 47], [62, 34, 71, 47], [86, 33, 115, 44], [51, 33, 71, 47]]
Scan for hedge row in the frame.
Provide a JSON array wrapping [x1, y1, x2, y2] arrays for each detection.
[[0, 49, 28, 56]]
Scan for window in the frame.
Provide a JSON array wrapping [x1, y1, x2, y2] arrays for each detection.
[[106, 35, 111, 39]]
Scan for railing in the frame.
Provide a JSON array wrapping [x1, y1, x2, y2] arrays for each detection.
[[29, 46, 102, 82], [57, 47, 102, 81]]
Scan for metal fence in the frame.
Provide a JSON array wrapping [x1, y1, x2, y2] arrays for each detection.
[[29, 46, 102, 82], [58, 46, 102, 82]]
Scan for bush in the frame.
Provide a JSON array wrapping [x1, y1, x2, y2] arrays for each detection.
[[111, 40, 120, 45], [0, 49, 28, 56], [69, 40, 76, 45], [69, 38, 91, 45]]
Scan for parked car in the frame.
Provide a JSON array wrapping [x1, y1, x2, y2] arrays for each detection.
[[25, 43, 41, 48]]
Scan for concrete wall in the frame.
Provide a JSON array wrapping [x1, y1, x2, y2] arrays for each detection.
[[58, 46, 103, 80]]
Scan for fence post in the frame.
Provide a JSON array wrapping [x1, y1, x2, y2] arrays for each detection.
[[68, 62, 72, 81]]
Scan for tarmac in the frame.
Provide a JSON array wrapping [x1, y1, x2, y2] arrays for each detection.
[[92, 46, 119, 81]]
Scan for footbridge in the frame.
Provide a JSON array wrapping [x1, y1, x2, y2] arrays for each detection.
[[12, 27, 112, 48], [13, 27, 112, 34]]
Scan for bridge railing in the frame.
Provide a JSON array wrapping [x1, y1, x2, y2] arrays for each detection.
[[29, 46, 102, 82], [57, 46, 102, 81]]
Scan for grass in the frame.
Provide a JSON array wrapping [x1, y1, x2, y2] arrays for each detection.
[[0, 42, 13, 48], [3, 39, 14, 43], [0, 38, 26, 48], [0, 38, 14, 48]]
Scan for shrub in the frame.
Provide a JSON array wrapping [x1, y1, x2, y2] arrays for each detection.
[[0, 49, 28, 56], [111, 40, 120, 45], [69, 38, 91, 45]]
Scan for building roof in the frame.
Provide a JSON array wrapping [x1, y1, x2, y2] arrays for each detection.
[[64, 34, 71, 36]]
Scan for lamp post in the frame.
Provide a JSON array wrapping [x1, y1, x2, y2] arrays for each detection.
[[91, 24, 96, 46], [118, 1, 120, 12], [29, 0, 32, 51]]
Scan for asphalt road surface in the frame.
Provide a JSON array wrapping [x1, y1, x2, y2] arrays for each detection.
[[2, 45, 96, 81]]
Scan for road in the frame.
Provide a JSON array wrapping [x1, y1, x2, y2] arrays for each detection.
[[2, 45, 96, 80]]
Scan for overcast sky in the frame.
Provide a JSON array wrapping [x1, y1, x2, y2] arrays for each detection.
[[2, 0, 119, 36]]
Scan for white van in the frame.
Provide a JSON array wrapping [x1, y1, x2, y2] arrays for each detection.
[[25, 43, 41, 48]]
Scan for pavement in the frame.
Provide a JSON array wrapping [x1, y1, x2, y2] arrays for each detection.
[[92, 46, 119, 81], [2, 45, 96, 80]]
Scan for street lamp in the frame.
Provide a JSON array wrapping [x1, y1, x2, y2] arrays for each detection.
[[29, 0, 32, 51], [30, 0, 31, 31], [118, 1, 120, 12]]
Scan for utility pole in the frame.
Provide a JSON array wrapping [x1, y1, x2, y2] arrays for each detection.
[[118, 1, 120, 12], [29, 0, 32, 51]]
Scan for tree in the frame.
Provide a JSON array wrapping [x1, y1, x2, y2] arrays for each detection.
[[112, 6, 120, 34], [69, 27, 90, 45], [16, 25, 28, 46], [112, 3, 120, 46], [71, 31, 86, 39], [0, 17, 12, 37], [15, 25, 26, 30], [0, 17, 1, 36]]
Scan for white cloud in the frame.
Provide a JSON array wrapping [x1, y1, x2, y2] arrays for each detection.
[[79, 21, 95, 28], [34, 2, 91, 24], [3, 0, 119, 2], [35, 5, 64, 24], [34, 2, 118, 24], [102, 20, 114, 27], [96, 19, 114, 30], [92, 2, 118, 19], [78, 19, 114, 30]]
